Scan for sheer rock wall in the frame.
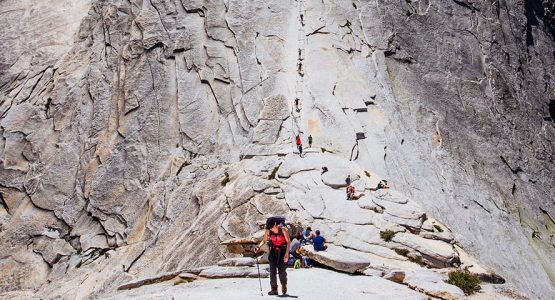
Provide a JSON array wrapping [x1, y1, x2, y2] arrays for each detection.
[[0, 0, 554, 298]]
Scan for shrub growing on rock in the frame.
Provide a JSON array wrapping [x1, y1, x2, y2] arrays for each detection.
[[268, 164, 281, 180], [221, 172, 230, 186], [380, 230, 396, 241], [447, 270, 481, 295], [394, 248, 409, 256], [408, 256, 427, 267], [433, 225, 444, 232]]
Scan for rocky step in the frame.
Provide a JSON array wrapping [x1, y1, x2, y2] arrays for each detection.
[[117, 258, 269, 291], [199, 265, 269, 279], [300, 243, 479, 300]]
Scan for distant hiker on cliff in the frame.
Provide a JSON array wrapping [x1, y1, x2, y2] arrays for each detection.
[[308, 134, 313, 148], [256, 217, 291, 296], [296, 135, 303, 157], [370, 180, 390, 191], [295, 98, 300, 112], [297, 62, 304, 77], [313, 230, 327, 251], [346, 184, 364, 200], [345, 175, 351, 185]]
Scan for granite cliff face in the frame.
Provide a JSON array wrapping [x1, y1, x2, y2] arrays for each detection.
[[0, 0, 554, 299]]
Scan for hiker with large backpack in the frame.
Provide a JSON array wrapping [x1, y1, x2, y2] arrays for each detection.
[[255, 216, 291, 296]]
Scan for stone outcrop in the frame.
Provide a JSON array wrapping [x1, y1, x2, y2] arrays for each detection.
[[216, 257, 256, 267], [116, 261, 268, 291], [0, 0, 554, 299], [199, 265, 268, 279], [405, 270, 465, 300], [301, 245, 371, 274]]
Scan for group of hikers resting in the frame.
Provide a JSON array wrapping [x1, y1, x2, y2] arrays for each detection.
[[293, 136, 391, 199], [255, 218, 328, 296], [345, 174, 390, 200]]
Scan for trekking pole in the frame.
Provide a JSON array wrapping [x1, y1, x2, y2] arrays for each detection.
[[256, 254, 263, 296]]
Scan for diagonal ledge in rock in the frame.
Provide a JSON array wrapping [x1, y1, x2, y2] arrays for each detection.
[[117, 270, 191, 290], [199, 265, 269, 278]]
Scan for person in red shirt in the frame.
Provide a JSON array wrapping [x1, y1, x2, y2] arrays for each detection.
[[296, 135, 303, 157]]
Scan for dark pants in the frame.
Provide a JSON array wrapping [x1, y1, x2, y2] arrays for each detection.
[[269, 247, 287, 290]]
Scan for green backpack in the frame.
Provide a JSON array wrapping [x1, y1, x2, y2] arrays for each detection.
[[294, 259, 301, 269]]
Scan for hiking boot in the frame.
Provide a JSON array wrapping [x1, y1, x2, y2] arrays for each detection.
[[268, 288, 278, 296], [282, 284, 287, 295]]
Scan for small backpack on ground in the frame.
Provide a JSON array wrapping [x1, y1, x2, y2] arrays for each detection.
[[288, 257, 296, 266], [294, 259, 301, 269]]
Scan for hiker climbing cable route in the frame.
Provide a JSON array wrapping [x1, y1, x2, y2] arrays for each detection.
[[291, 0, 307, 155]]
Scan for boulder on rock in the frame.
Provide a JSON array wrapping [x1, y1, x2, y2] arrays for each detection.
[[392, 233, 457, 268], [217, 257, 256, 267], [221, 237, 260, 254], [383, 269, 406, 284], [321, 168, 360, 188], [301, 244, 371, 274]]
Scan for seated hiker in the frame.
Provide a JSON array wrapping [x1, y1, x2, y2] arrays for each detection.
[[290, 235, 301, 259], [370, 180, 390, 191], [346, 184, 355, 200], [380, 180, 390, 189], [313, 230, 327, 251], [301, 226, 315, 244]]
